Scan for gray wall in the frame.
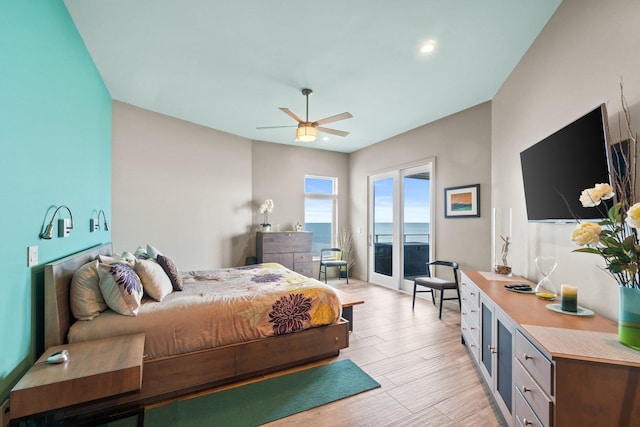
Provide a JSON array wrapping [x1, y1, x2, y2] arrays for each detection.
[[349, 102, 493, 281], [492, 0, 640, 320], [112, 101, 349, 273]]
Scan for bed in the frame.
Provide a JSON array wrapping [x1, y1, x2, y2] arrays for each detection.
[[44, 242, 349, 419]]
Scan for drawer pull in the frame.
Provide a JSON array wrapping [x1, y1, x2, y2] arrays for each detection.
[[522, 386, 531, 393], [523, 418, 533, 426], [470, 309, 477, 313], [524, 353, 534, 360], [488, 345, 497, 354], [470, 292, 476, 296], [470, 326, 476, 330]]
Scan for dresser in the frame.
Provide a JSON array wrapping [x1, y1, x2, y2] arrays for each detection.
[[461, 270, 640, 427], [256, 231, 313, 277]]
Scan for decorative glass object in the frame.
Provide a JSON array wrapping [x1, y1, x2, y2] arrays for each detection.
[[492, 208, 512, 275], [534, 256, 558, 300], [619, 286, 640, 350]]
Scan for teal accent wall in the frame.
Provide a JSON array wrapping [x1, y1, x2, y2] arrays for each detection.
[[0, 1, 112, 401]]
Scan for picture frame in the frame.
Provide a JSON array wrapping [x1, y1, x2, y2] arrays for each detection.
[[444, 184, 480, 218]]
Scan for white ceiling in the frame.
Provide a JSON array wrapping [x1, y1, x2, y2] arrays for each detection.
[[64, 0, 562, 153]]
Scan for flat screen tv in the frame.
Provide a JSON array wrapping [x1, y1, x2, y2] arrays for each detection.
[[520, 104, 613, 222]]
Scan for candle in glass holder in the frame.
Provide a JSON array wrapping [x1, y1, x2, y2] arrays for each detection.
[[560, 284, 578, 312]]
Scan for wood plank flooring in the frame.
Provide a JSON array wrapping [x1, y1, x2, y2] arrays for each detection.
[[265, 279, 508, 427]]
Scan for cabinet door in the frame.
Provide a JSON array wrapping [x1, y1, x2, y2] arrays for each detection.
[[495, 309, 515, 418], [480, 295, 494, 386]]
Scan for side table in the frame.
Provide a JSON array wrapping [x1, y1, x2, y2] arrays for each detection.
[[10, 333, 145, 425]]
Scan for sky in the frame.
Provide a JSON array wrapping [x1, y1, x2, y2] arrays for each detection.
[[374, 176, 430, 223]]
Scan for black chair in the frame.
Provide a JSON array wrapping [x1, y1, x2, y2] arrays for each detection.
[[318, 248, 349, 284], [412, 260, 460, 318]]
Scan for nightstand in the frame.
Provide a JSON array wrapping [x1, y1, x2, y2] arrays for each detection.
[[10, 333, 145, 425]]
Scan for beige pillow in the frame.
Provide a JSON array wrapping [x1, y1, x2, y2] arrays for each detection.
[[98, 262, 143, 316], [134, 259, 173, 301], [70, 260, 107, 320]]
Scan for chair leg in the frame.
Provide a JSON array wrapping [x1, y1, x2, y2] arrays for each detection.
[[346, 266, 349, 284], [431, 289, 436, 305], [412, 282, 417, 310], [438, 289, 444, 319]]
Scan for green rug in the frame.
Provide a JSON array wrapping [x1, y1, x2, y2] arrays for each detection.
[[110, 359, 379, 427]]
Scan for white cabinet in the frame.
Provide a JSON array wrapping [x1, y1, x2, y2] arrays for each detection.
[[477, 292, 515, 424], [460, 274, 481, 361], [461, 270, 640, 427]]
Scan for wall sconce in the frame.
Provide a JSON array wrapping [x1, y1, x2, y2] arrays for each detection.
[[91, 209, 109, 232], [40, 205, 74, 239]]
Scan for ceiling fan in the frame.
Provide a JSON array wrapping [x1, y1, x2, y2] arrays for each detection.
[[257, 89, 353, 142]]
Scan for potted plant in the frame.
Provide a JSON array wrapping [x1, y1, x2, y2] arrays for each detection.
[[337, 227, 356, 278], [571, 84, 640, 349], [258, 199, 274, 232]]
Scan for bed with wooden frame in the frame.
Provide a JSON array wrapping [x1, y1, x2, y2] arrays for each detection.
[[44, 242, 349, 420]]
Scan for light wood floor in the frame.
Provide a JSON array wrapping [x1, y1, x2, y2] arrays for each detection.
[[264, 279, 508, 427]]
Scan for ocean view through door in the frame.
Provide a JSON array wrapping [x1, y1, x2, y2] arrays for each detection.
[[368, 163, 433, 291]]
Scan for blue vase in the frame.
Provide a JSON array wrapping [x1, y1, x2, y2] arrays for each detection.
[[619, 285, 640, 350]]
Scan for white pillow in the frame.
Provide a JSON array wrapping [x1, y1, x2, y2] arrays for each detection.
[[147, 244, 163, 259], [134, 258, 173, 302], [70, 260, 107, 320], [97, 253, 136, 267], [98, 262, 143, 316], [134, 246, 149, 259]]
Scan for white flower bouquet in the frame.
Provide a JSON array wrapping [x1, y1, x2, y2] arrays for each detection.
[[258, 199, 274, 226]]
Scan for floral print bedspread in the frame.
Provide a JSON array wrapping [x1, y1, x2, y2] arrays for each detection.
[[68, 263, 342, 359]]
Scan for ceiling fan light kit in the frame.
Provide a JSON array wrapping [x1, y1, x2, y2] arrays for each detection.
[[257, 88, 352, 143], [296, 123, 318, 142]]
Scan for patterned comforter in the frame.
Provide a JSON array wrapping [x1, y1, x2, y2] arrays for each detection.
[[68, 263, 342, 359]]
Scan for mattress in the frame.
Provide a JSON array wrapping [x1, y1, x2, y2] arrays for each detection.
[[68, 263, 342, 359]]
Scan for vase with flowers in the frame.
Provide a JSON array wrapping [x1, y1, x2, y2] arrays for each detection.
[[571, 85, 640, 349], [258, 199, 274, 232]]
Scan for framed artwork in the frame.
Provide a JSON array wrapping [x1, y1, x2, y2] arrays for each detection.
[[444, 184, 480, 218]]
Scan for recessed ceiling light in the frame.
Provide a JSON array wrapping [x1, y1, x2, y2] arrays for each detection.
[[420, 40, 436, 54], [323, 136, 329, 141]]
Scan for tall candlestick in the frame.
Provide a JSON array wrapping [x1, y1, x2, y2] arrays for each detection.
[[561, 284, 578, 312]]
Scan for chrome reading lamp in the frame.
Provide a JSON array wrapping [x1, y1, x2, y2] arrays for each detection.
[[90, 209, 109, 232], [40, 205, 74, 239]]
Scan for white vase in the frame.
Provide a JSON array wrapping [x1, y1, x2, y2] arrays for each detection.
[[261, 224, 271, 232]]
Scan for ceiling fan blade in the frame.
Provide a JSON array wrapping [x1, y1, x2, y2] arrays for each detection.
[[279, 107, 304, 123], [317, 127, 349, 137], [256, 125, 297, 129], [314, 112, 353, 126]]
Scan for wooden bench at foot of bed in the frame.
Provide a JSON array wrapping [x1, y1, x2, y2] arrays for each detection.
[[43, 243, 350, 423]]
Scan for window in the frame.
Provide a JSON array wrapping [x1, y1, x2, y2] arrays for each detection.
[[304, 176, 337, 257]]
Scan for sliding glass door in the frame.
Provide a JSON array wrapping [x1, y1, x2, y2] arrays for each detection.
[[368, 162, 433, 291]]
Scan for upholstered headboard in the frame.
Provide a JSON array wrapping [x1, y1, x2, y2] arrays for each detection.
[[44, 242, 113, 349]]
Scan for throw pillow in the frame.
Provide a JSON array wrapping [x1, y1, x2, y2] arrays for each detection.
[[134, 258, 173, 301], [147, 244, 163, 259], [70, 260, 107, 320], [134, 246, 149, 260], [98, 262, 143, 316], [157, 254, 183, 291]]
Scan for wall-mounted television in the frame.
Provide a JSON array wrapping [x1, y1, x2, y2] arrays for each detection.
[[520, 104, 612, 222]]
